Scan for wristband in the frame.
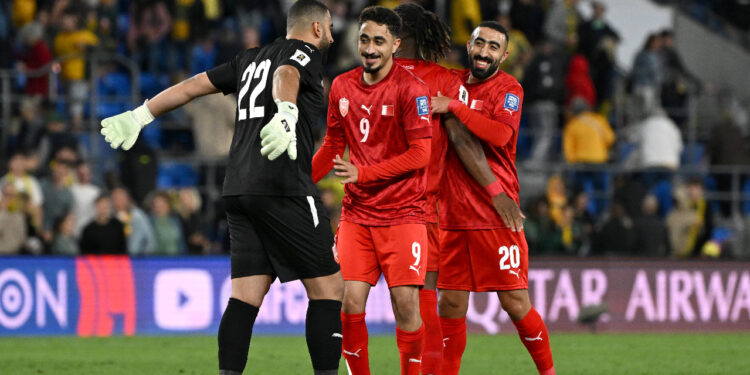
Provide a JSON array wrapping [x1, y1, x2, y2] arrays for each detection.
[[484, 180, 503, 197], [275, 100, 299, 120], [132, 100, 155, 128], [448, 99, 462, 112]]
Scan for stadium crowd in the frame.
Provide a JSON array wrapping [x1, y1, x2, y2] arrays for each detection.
[[1, 0, 749, 259]]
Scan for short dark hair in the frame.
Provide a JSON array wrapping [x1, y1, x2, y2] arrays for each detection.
[[287, 0, 329, 32], [359, 6, 402, 38], [394, 3, 452, 62], [475, 21, 509, 45]]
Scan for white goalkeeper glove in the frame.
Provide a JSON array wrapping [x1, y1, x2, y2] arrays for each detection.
[[260, 99, 298, 161], [100, 101, 154, 150]]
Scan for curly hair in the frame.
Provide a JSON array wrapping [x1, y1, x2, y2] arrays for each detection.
[[394, 3, 452, 62]]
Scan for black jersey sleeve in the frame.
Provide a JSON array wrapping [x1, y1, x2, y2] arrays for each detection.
[[206, 48, 259, 95], [278, 40, 323, 88], [206, 57, 238, 95]]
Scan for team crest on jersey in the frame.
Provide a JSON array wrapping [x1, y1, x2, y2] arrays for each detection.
[[339, 98, 349, 117], [504, 93, 520, 112], [416, 96, 429, 116], [470, 99, 484, 111], [290, 49, 311, 66]]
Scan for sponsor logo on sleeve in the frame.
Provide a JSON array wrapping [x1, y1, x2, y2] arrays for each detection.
[[290, 49, 311, 66], [416, 96, 429, 116], [504, 93, 519, 112]]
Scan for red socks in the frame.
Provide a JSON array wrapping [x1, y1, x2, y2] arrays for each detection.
[[419, 289, 443, 374], [439, 317, 466, 375], [342, 312, 371, 375], [396, 324, 424, 375], [512, 307, 555, 374]]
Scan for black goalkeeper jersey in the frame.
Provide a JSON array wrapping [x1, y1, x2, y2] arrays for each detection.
[[207, 38, 324, 197]]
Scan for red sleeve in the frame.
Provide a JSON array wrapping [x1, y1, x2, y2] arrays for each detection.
[[358, 138, 430, 183], [312, 85, 347, 183], [312, 127, 346, 183], [400, 77, 432, 140], [447, 84, 523, 147]]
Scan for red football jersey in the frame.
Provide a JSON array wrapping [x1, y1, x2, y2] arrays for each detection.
[[439, 69, 524, 230], [327, 63, 432, 226], [394, 57, 468, 224]]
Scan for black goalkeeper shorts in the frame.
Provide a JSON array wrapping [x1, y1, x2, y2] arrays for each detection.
[[224, 195, 339, 282]]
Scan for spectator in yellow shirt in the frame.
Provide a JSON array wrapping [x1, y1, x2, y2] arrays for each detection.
[[563, 97, 615, 164], [12, 0, 36, 29], [53, 8, 98, 125], [452, 0, 481, 45]]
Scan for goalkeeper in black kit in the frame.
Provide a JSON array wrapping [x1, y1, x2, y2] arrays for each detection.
[[99, 1, 343, 374]]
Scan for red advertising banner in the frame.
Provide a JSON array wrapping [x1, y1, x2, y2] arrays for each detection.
[[466, 259, 750, 334]]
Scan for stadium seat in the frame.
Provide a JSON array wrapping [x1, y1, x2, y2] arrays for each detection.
[[680, 142, 705, 166], [651, 180, 673, 217], [742, 179, 750, 215], [157, 162, 199, 188]]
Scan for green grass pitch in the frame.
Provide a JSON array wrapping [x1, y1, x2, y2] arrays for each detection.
[[0, 333, 746, 374]]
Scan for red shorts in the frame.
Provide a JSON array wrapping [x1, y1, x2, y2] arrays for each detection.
[[336, 221, 427, 287], [426, 223, 440, 272], [437, 228, 528, 292]]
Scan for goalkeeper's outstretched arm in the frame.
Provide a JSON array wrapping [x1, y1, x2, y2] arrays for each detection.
[[147, 72, 220, 116], [101, 72, 220, 150]]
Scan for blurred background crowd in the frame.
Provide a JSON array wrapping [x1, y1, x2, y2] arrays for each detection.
[[1, 0, 750, 259]]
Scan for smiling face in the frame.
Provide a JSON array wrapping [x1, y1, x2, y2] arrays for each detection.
[[358, 20, 400, 74], [466, 26, 509, 81]]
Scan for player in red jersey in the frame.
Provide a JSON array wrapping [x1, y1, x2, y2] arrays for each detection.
[[431, 22, 555, 375], [311, 7, 430, 375], [392, 4, 522, 375]]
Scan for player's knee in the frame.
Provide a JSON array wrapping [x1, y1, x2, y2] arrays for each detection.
[[498, 290, 531, 320], [438, 291, 469, 318], [304, 273, 344, 301], [342, 296, 366, 314]]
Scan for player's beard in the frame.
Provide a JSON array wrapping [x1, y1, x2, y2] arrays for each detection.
[[469, 54, 500, 80], [361, 53, 383, 74]]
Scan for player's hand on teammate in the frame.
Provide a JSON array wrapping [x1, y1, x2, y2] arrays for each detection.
[[492, 192, 525, 232], [100, 102, 154, 151], [260, 99, 299, 161], [430, 91, 452, 114], [333, 155, 359, 184]]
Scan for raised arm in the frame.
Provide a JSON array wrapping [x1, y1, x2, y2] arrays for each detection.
[[101, 72, 221, 150], [147, 72, 220, 116]]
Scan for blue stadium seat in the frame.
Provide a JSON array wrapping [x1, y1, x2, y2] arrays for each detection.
[[96, 71, 131, 118], [139, 73, 169, 98], [680, 142, 705, 166], [516, 115, 532, 160], [651, 180, 673, 217], [743, 179, 750, 215], [157, 163, 198, 189], [141, 119, 162, 149]]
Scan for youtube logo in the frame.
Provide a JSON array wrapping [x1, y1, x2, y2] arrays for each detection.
[[154, 269, 213, 330]]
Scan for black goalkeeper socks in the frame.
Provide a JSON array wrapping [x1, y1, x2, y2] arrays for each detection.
[[218, 298, 260, 373], [305, 299, 343, 372]]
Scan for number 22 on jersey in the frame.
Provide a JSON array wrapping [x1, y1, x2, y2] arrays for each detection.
[[237, 59, 271, 120]]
